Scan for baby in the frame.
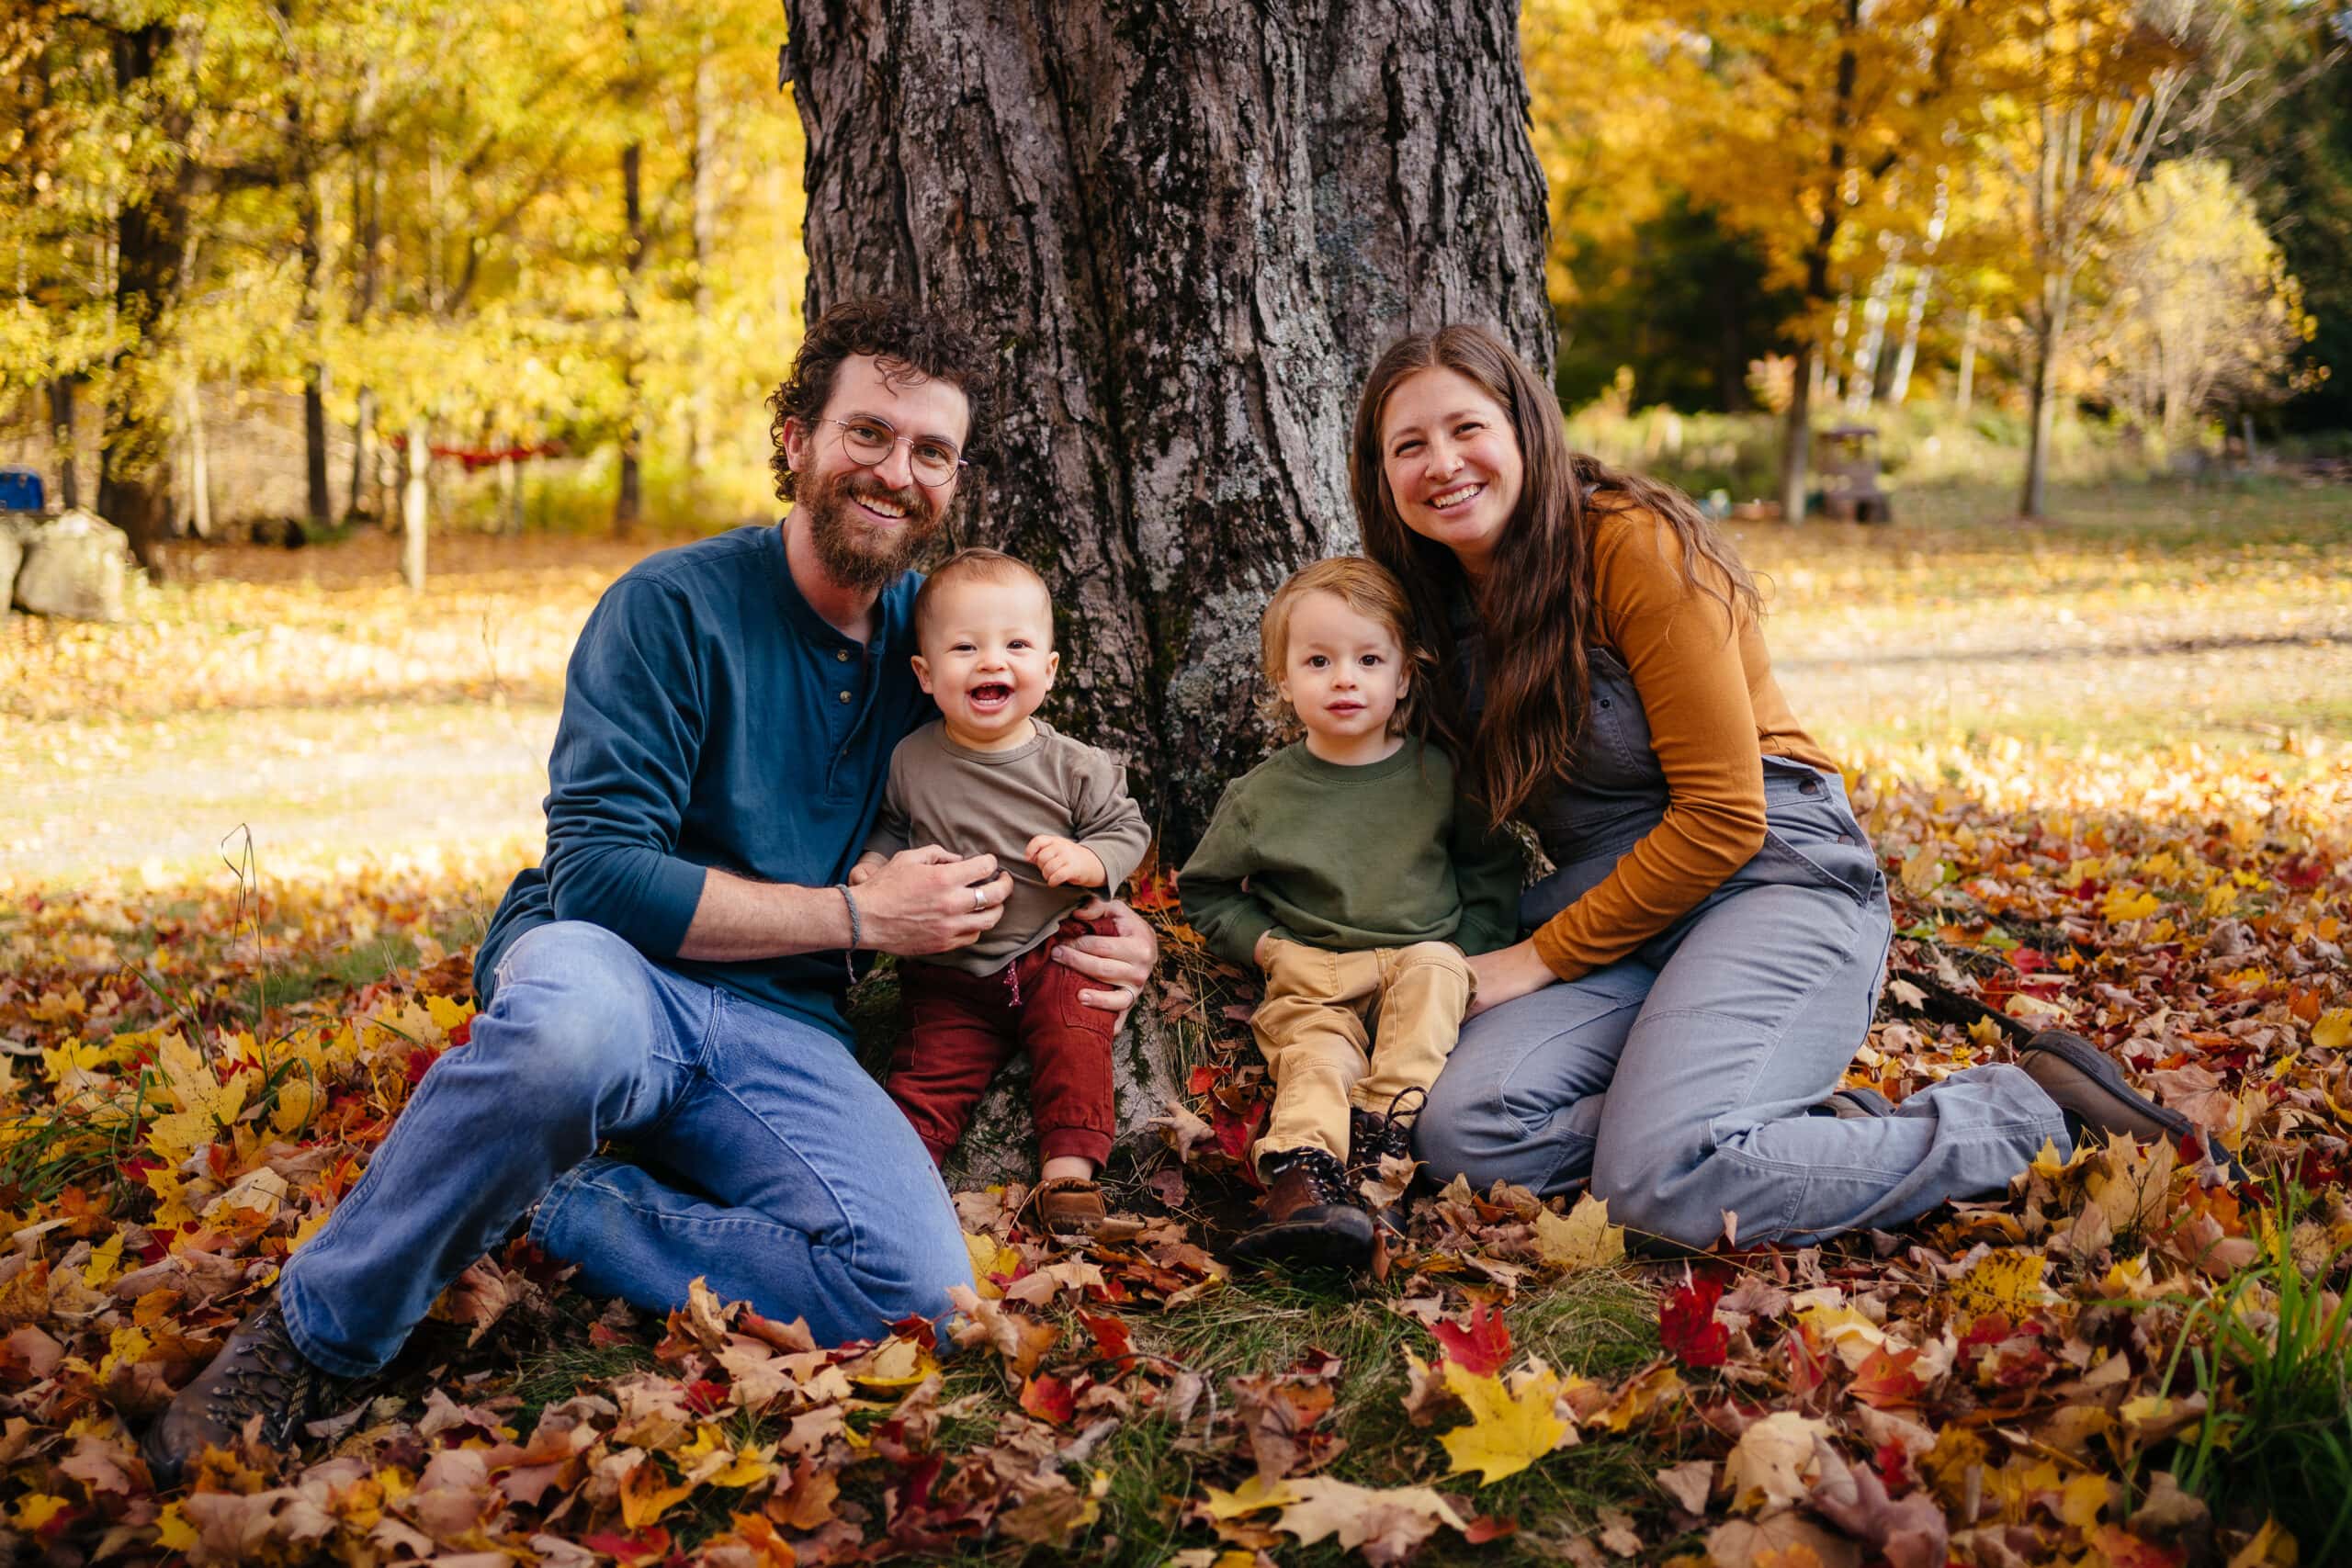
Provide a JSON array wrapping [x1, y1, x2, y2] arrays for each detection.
[[1179, 556, 1521, 1269], [853, 547, 1150, 1239]]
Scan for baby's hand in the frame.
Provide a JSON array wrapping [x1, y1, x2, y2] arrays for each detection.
[[1027, 834, 1106, 888], [847, 853, 886, 888]]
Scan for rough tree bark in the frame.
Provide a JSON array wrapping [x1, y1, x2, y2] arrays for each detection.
[[783, 0, 1552, 849], [96, 20, 187, 578]]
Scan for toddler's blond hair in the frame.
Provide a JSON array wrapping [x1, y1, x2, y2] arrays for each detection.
[[1258, 556, 1430, 738]]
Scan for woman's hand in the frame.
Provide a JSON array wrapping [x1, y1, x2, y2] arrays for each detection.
[[1052, 897, 1159, 1026], [1464, 939, 1557, 1018]]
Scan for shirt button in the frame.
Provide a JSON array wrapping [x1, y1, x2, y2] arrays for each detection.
[[836, 649, 850, 662], [838, 691, 853, 704]]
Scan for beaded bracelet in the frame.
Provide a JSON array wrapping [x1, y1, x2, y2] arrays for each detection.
[[835, 884, 862, 984]]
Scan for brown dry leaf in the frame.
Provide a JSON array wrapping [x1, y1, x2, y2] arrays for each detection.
[[1272, 1475, 1469, 1566], [1657, 1459, 1715, 1515], [1722, 1412, 1834, 1513]]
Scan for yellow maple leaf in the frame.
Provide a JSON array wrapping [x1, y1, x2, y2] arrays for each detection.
[[424, 995, 473, 1032], [2103, 886, 2162, 922], [80, 1233, 124, 1289], [1590, 1363, 1683, 1432], [1950, 1249, 2050, 1316], [964, 1231, 1020, 1300], [145, 1032, 249, 1164], [1202, 1473, 1303, 1518], [1533, 1194, 1625, 1273], [618, 1459, 698, 1530], [2059, 1472, 2110, 1530], [2226, 1517, 2300, 1568], [12, 1492, 69, 1530], [154, 1503, 199, 1552], [1438, 1359, 1566, 1485], [2312, 1010, 2352, 1052]]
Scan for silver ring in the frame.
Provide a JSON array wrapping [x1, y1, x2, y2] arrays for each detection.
[[972, 886, 987, 913]]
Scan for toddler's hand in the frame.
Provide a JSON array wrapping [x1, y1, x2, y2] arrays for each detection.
[[1027, 834, 1106, 887], [1253, 931, 1275, 966], [847, 854, 885, 887]]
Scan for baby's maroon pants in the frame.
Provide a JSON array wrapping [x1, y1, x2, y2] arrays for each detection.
[[887, 914, 1120, 1168]]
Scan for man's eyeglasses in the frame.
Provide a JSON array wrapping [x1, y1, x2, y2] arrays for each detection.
[[816, 417, 967, 489]]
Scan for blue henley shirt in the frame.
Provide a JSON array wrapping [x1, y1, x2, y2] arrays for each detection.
[[474, 524, 933, 1042]]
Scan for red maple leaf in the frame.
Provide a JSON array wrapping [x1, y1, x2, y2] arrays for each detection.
[[1430, 1301, 1511, 1376], [1659, 1272, 1730, 1369], [1078, 1310, 1134, 1367], [1848, 1344, 1928, 1408], [581, 1529, 672, 1567], [1019, 1372, 1078, 1424]]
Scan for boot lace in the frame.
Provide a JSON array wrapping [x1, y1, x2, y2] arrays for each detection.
[[1273, 1146, 1357, 1207]]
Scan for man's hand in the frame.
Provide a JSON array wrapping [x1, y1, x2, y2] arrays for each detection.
[[846, 852, 887, 887], [1464, 939, 1556, 1019], [1026, 834, 1106, 888], [1051, 897, 1159, 1027], [855, 845, 1014, 956]]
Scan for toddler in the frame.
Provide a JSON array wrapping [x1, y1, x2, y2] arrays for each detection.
[[1180, 556, 1521, 1269], [854, 547, 1150, 1239]]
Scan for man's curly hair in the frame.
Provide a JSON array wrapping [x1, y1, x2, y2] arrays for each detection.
[[766, 297, 996, 502]]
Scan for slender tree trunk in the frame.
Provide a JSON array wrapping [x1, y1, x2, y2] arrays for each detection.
[[1780, 341, 1815, 525], [1955, 301, 1981, 416], [402, 416, 429, 592], [179, 377, 210, 538], [687, 31, 717, 479], [1886, 265, 1933, 406], [785, 0, 1551, 840], [49, 377, 78, 510], [613, 0, 645, 538], [349, 387, 376, 519], [2020, 273, 2071, 519], [1848, 249, 1900, 412], [497, 440, 522, 536], [302, 369, 331, 526]]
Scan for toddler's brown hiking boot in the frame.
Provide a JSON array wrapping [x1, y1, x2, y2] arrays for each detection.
[[1231, 1146, 1374, 1270]]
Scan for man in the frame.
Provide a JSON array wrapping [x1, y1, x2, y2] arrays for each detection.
[[143, 298, 1159, 1481]]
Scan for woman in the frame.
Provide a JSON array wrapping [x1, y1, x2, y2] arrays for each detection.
[[1351, 324, 2195, 1249]]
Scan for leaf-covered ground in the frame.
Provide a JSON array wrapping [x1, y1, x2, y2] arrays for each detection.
[[1, 482, 2348, 1566]]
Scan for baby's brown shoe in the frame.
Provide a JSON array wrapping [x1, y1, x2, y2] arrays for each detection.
[[1031, 1177, 1109, 1242]]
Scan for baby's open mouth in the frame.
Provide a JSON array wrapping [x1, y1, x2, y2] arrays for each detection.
[[968, 682, 1014, 709]]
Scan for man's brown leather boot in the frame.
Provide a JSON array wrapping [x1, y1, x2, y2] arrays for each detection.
[[1230, 1147, 1374, 1269], [141, 1299, 349, 1487]]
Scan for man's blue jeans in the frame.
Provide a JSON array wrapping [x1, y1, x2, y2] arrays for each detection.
[[277, 921, 974, 1376]]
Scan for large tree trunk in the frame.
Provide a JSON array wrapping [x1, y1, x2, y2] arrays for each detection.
[[97, 20, 185, 578], [785, 0, 1551, 845]]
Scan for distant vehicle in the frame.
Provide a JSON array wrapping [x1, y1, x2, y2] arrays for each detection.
[[1812, 426, 1894, 524], [0, 468, 42, 515]]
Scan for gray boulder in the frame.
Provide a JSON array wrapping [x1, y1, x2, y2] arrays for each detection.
[[0, 519, 25, 624], [13, 509, 129, 622]]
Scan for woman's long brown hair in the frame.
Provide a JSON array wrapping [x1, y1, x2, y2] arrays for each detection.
[[1349, 324, 1760, 829]]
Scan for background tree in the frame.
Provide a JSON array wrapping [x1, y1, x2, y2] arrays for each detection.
[[2084, 156, 2314, 438], [782, 0, 1553, 842]]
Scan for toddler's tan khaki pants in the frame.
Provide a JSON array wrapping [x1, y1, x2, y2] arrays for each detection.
[[1251, 936, 1474, 1175]]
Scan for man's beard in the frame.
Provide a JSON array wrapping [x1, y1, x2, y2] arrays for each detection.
[[802, 466, 944, 592]]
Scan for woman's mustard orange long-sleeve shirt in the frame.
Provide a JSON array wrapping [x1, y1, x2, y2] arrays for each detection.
[[1527, 511, 1840, 982]]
